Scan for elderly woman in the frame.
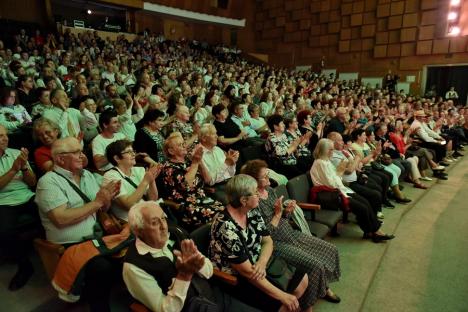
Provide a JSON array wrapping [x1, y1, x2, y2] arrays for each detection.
[[209, 174, 313, 312], [265, 114, 310, 179], [351, 129, 411, 204], [159, 132, 224, 230], [33, 117, 61, 173], [284, 116, 314, 169], [103, 139, 159, 221], [133, 109, 166, 163], [310, 138, 395, 243], [297, 109, 322, 154], [241, 160, 341, 306]]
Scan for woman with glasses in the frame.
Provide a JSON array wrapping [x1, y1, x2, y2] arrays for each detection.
[[103, 139, 160, 222], [209, 174, 313, 312], [159, 132, 224, 231], [241, 159, 341, 306]]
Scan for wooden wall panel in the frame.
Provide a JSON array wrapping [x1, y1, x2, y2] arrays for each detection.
[[251, 0, 468, 85]]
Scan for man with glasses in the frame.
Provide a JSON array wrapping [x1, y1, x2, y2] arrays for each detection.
[[35, 136, 121, 311]]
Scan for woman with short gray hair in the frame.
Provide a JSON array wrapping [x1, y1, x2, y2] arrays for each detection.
[[209, 174, 314, 312]]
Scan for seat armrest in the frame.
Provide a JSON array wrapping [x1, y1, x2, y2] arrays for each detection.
[[297, 202, 321, 210], [34, 238, 65, 254], [213, 268, 238, 286]]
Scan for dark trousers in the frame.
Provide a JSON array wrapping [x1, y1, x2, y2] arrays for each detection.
[[349, 182, 382, 213], [368, 169, 392, 201], [392, 158, 411, 181], [419, 142, 446, 162], [0, 197, 40, 265], [348, 193, 381, 234], [82, 256, 122, 312]]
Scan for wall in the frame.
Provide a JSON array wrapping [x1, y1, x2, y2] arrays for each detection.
[[0, 0, 48, 26], [253, 0, 468, 93]]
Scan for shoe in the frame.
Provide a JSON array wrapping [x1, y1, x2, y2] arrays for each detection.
[[323, 289, 341, 303], [439, 161, 450, 166], [414, 182, 428, 189], [453, 151, 464, 158], [395, 197, 412, 204], [432, 165, 445, 171], [377, 212, 384, 219], [383, 200, 395, 208], [443, 158, 454, 163], [372, 233, 395, 243], [435, 173, 448, 180], [420, 176, 433, 181], [8, 262, 34, 291]]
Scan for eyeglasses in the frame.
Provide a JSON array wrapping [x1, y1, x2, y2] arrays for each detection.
[[248, 191, 260, 197], [59, 149, 83, 156], [121, 149, 136, 156]]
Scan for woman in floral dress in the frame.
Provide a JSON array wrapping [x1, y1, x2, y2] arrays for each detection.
[[159, 132, 223, 230]]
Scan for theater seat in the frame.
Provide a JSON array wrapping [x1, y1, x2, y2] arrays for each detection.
[[287, 174, 342, 235], [33, 238, 65, 281], [274, 184, 330, 239]]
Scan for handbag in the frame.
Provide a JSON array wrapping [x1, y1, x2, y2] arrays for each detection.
[[380, 154, 393, 166], [53, 171, 123, 236], [371, 161, 385, 171], [236, 226, 296, 291], [357, 172, 369, 185]]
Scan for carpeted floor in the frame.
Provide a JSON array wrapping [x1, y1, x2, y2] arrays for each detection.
[[317, 154, 468, 312], [1, 155, 467, 312]]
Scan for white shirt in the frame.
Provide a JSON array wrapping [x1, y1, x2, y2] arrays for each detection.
[[91, 133, 127, 171], [310, 158, 354, 196], [42, 106, 83, 138], [102, 166, 147, 221], [123, 238, 213, 312], [201, 145, 236, 185], [410, 119, 441, 143]]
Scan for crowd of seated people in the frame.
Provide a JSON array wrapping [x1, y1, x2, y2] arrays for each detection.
[[0, 26, 467, 312]]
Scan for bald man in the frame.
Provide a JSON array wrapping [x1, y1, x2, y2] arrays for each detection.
[[35, 137, 121, 311]]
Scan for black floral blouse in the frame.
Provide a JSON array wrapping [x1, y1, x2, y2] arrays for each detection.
[[209, 209, 270, 275], [285, 129, 311, 158], [171, 119, 193, 139], [160, 159, 224, 229], [265, 132, 297, 166]]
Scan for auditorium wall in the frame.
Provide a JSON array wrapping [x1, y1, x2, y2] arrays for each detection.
[[253, 0, 468, 93]]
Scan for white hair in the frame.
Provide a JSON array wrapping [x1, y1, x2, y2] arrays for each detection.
[[128, 200, 162, 233]]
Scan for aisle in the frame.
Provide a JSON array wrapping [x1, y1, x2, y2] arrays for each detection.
[[317, 155, 468, 312], [361, 155, 468, 312]]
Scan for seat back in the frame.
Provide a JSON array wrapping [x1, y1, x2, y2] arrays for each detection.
[[190, 223, 212, 255], [286, 174, 311, 203], [274, 184, 290, 200], [287, 174, 315, 221]]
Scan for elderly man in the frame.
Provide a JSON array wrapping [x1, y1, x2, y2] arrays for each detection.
[[0, 124, 38, 290], [35, 137, 120, 311], [328, 131, 385, 218], [42, 89, 83, 138], [199, 124, 239, 204], [410, 110, 451, 163], [123, 201, 213, 312]]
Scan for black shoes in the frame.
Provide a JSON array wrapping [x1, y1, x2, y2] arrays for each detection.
[[323, 289, 341, 303], [372, 234, 395, 243], [395, 197, 412, 204], [383, 200, 395, 208], [434, 172, 448, 180], [363, 233, 396, 243], [8, 262, 34, 291]]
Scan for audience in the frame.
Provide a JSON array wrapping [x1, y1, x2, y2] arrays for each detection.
[[0, 26, 466, 311]]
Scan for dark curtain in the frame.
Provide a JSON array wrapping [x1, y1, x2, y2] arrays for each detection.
[[426, 66, 468, 105]]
